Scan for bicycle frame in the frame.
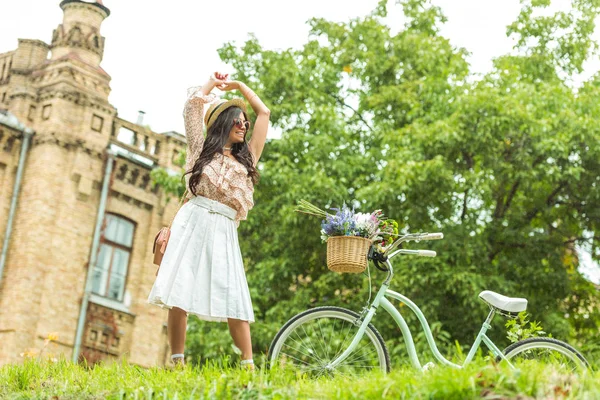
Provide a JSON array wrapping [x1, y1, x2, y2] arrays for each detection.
[[328, 257, 517, 371]]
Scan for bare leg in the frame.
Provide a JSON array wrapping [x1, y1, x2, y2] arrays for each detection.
[[227, 318, 253, 363], [168, 307, 188, 364]]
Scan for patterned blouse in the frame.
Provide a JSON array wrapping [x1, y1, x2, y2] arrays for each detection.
[[182, 86, 254, 225]]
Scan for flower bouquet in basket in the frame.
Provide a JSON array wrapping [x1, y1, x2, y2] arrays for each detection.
[[296, 200, 399, 274]]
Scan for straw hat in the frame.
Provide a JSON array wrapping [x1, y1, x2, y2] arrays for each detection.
[[204, 98, 247, 130]]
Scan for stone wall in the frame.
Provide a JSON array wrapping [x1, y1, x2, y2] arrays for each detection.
[[0, 1, 186, 367]]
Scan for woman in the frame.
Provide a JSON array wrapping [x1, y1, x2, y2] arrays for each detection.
[[148, 72, 270, 369]]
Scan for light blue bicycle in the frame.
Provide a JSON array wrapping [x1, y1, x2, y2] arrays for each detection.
[[268, 232, 590, 377]]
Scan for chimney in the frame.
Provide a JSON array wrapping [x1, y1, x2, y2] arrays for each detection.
[[136, 110, 146, 126]]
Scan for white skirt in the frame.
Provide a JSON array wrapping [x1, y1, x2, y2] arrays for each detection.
[[147, 195, 255, 323]]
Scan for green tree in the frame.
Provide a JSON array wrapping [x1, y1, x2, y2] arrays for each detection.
[[152, 0, 600, 365]]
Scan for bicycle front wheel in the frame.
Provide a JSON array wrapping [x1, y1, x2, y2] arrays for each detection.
[[498, 337, 590, 372], [268, 306, 390, 377]]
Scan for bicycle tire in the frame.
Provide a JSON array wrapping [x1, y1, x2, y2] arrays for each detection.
[[268, 306, 391, 376], [498, 337, 590, 372]]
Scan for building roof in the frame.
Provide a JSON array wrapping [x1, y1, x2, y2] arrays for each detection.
[[50, 52, 111, 78], [160, 131, 186, 143], [59, 0, 111, 17]]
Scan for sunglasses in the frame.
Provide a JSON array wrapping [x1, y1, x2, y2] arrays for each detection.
[[233, 118, 251, 131]]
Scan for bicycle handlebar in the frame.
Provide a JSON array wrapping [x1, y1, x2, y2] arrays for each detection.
[[383, 232, 444, 256], [386, 249, 437, 258], [374, 231, 444, 266], [420, 233, 444, 240]]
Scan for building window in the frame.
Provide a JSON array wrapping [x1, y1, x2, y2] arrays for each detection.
[[27, 105, 36, 121], [42, 104, 52, 120], [92, 214, 135, 302], [91, 114, 104, 132], [140, 136, 148, 152], [1, 92, 6, 103], [117, 126, 136, 146]]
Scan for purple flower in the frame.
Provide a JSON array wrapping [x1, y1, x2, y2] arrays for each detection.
[[321, 204, 357, 237]]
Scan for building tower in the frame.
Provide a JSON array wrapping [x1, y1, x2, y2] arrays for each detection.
[[50, 0, 111, 68], [0, 1, 185, 366]]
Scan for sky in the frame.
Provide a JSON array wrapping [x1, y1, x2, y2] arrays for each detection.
[[0, 0, 551, 133], [1, 0, 599, 282], [2, 0, 597, 131]]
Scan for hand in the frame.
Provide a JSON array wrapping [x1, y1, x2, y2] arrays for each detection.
[[209, 71, 229, 87], [213, 72, 229, 81], [217, 80, 242, 92]]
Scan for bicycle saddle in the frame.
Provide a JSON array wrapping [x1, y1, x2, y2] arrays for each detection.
[[478, 290, 527, 313]]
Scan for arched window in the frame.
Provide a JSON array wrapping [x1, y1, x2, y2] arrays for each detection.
[[92, 214, 135, 301]]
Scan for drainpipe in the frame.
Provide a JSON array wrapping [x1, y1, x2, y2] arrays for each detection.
[[72, 148, 116, 363], [0, 128, 34, 287]]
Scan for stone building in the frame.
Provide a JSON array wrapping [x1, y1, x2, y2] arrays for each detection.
[[0, 0, 186, 366]]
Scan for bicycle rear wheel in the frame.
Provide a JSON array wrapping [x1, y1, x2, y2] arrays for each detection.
[[268, 306, 390, 377], [498, 337, 590, 373]]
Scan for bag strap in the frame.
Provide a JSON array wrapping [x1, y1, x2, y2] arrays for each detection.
[[167, 188, 189, 229]]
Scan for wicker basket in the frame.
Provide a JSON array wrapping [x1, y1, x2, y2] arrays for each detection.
[[326, 236, 372, 274]]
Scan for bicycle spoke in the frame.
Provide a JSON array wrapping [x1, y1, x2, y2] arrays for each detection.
[[347, 340, 376, 358], [343, 347, 378, 365], [502, 339, 588, 374], [278, 350, 315, 367], [342, 355, 377, 369], [281, 342, 324, 364], [296, 326, 326, 365], [332, 337, 378, 367], [286, 332, 320, 359], [330, 319, 356, 362], [287, 321, 338, 367], [333, 318, 348, 355], [340, 347, 379, 369], [270, 308, 389, 377], [316, 317, 332, 360], [299, 323, 325, 361]]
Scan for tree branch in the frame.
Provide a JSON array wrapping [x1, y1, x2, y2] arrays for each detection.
[[500, 179, 521, 219], [524, 181, 568, 223], [488, 241, 528, 262], [563, 237, 594, 245], [460, 151, 473, 222], [461, 188, 469, 221], [331, 94, 374, 133], [493, 190, 505, 219]]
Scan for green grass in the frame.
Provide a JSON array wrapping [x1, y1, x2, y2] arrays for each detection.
[[1, 358, 598, 399]]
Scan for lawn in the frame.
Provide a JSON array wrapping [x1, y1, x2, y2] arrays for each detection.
[[0, 358, 598, 399]]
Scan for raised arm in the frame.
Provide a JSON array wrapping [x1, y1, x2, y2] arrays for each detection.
[[183, 74, 226, 170], [240, 83, 270, 164], [218, 80, 270, 165]]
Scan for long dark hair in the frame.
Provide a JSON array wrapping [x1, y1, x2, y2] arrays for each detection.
[[185, 106, 259, 196]]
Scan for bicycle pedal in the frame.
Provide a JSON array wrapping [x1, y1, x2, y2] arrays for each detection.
[[422, 362, 436, 372]]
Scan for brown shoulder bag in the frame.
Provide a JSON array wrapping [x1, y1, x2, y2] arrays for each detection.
[[153, 189, 189, 274]]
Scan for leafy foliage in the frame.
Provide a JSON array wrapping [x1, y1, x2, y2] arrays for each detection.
[[2, 358, 600, 399], [506, 312, 546, 343], [152, 0, 600, 365]]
